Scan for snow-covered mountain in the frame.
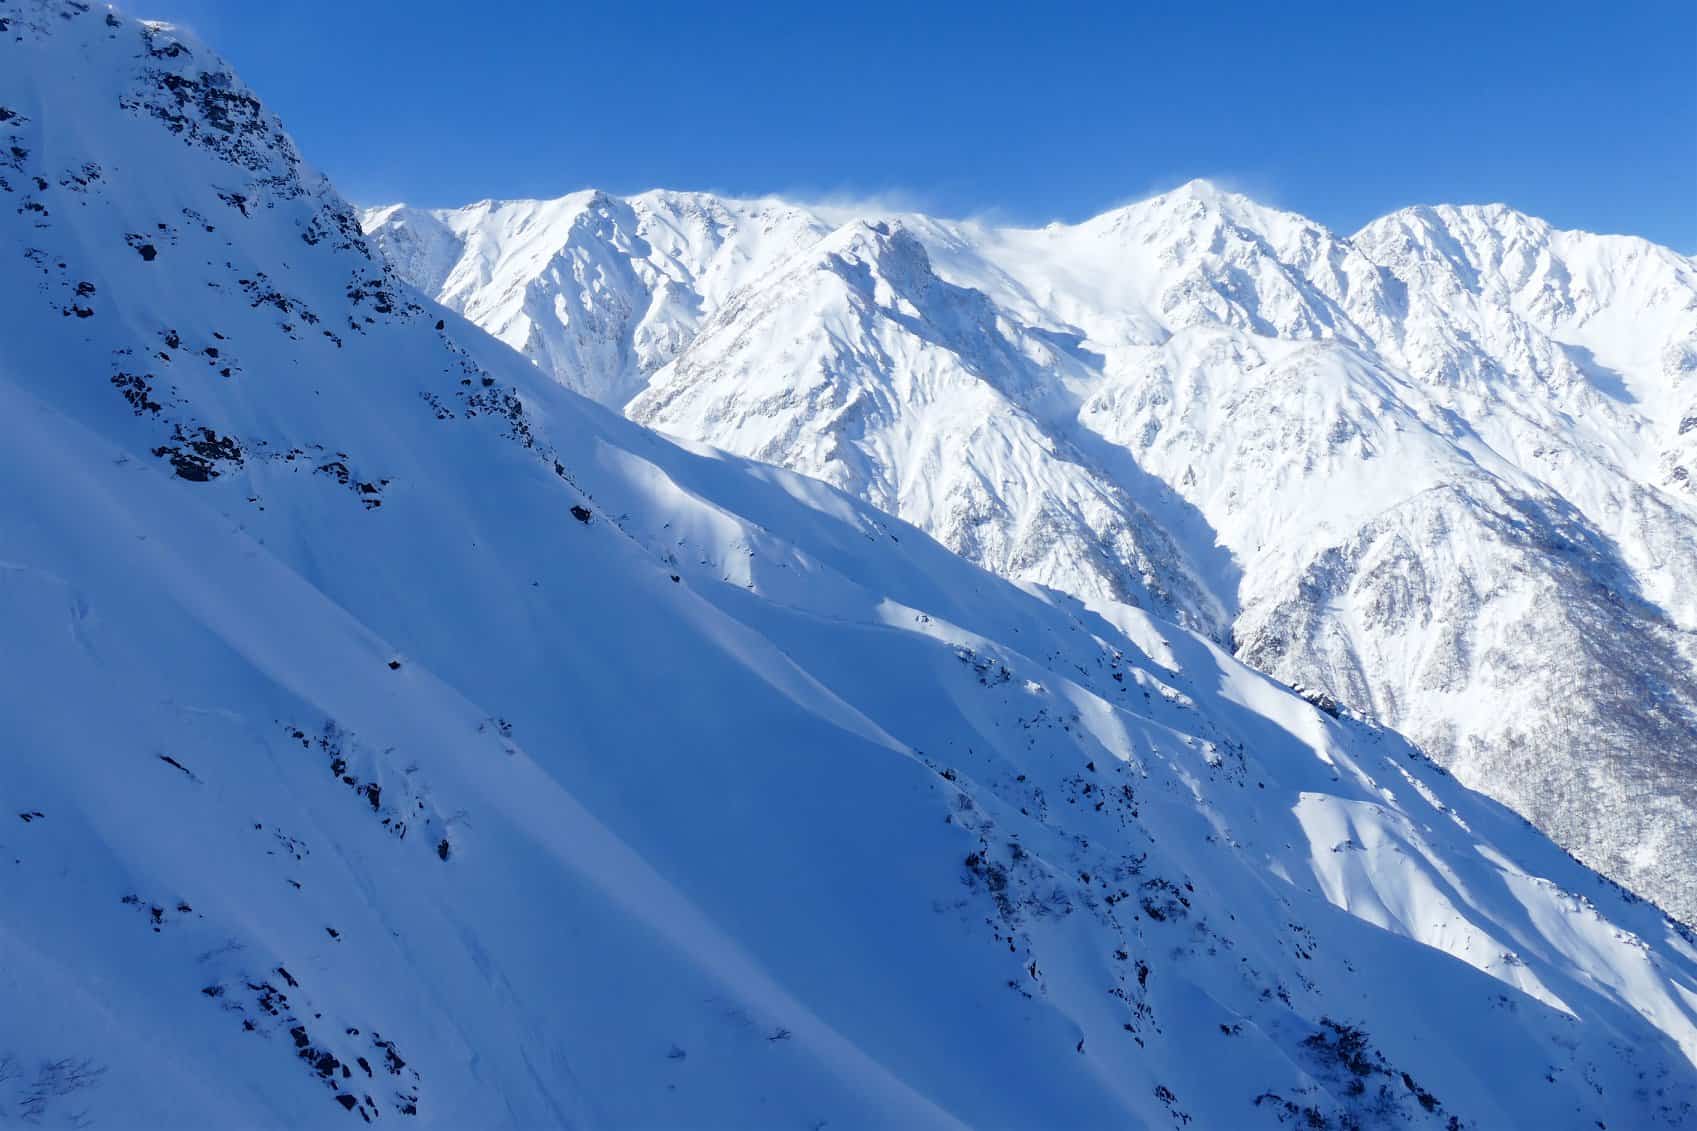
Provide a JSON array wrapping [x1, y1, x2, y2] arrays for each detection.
[[360, 192, 830, 408], [366, 172, 1697, 930], [5, 2, 1697, 1126]]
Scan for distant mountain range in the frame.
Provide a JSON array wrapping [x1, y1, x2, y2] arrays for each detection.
[[364, 181, 1697, 928]]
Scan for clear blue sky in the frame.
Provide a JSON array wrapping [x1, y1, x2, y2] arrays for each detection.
[[152, 0, 1696, 248]]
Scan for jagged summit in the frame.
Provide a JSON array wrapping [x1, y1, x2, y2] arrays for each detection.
[[1083, 178, 1304, 230], [1363, 199, 1692, 252]]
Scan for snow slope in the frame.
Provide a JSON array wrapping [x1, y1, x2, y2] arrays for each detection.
[[4, 2, 1697, 1127], [366, 180, 1697, 929]]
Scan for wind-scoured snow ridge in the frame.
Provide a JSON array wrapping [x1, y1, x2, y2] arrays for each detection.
[[367, 172, 1697, 930], [4, 2, 1697, 1127]]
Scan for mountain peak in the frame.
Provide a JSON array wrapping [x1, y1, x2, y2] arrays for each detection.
[[1365, 200, 1552, 242], [1169, 175, 1235, 200], [1072, 179, 1335, 257]]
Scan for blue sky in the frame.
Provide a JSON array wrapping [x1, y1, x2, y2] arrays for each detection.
[[154, 0, 1695, 248]]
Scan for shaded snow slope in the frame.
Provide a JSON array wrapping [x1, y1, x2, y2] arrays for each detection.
[[366, 180, 1697, 928], [3, 3, 1696, 1128]]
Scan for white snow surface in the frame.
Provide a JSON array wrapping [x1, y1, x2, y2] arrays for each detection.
[[1, 2, 1696, 1127], [366, 147, 1697, 932]]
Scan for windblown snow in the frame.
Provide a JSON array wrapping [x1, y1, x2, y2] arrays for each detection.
[[366, 146, 1697, 934], [2, 2, 1696, 1128]]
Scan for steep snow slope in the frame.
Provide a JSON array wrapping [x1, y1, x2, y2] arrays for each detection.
[[7, 3, 1697, 1127], [368, 182, 1697, 927]]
